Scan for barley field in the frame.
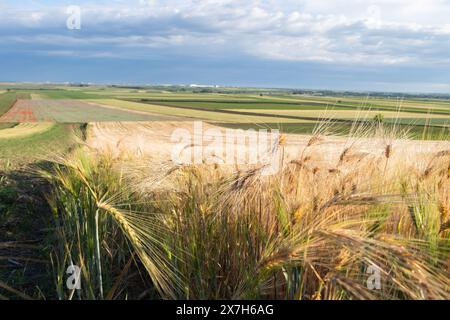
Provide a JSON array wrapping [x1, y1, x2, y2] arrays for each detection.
[[0, 85, 449, 300]]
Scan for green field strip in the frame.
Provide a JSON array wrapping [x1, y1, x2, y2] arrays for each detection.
[[227, 109, 450, 125], [126, 97, 450, 116], [0, 124, 81, 168], [20, 89, 104, 100], [265, 95, 450, 113], [128, 99, 449, 127], [216, 122, 449, 139], [0, 123, 56, 139]]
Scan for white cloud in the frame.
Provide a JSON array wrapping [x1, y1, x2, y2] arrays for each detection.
[[1, 0, 450, 66]]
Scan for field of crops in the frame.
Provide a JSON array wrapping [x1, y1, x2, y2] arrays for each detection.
[[0, 87, 448, 138], [0, 99, 180, 122], [0, 123, 54, 139], [227, 109, 450, 126], [0, 92, 19, 117], [91, 99, 316, 124], [125, 94, 450, 115], [7, 89, 446, 136], [94, 93, 448, 136], [0, 123, 80, 168], [0, 85, 449, 301], [0, 87, 447, 199]]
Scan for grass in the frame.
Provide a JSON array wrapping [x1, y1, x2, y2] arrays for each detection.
[[0, 122, 84, 298], [35, 121, 450, 300], [0, 92, 19, 117], [218, 121, 449, 140], [0, 123, 17, 130], [229, 109, 450, 122], [0, 124, 81, 169], [27, 89, 103, 100], [0, 123, 55, 139]]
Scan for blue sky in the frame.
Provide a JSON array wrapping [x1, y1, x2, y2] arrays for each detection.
[[1, 0, 450, 92]]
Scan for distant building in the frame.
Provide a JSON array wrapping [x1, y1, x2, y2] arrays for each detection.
[[189, 84, 220, 88]]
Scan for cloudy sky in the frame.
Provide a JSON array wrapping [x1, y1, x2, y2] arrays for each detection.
[[1, 0, 450, 92]]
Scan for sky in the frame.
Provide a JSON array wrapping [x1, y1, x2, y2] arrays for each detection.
[[1, 0, 450, 92]]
